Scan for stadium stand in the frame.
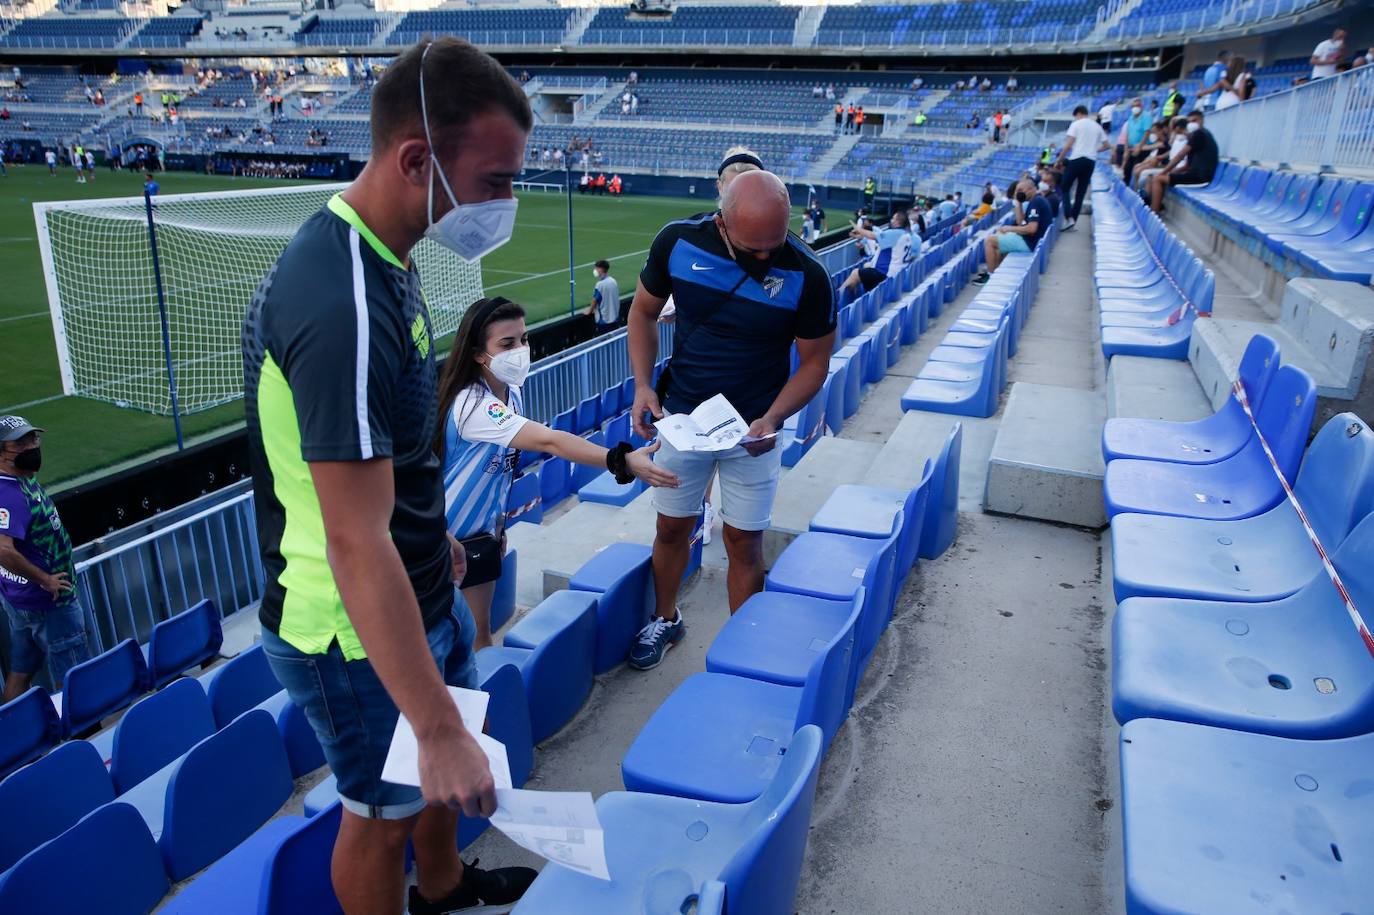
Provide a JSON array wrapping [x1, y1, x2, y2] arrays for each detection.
[[389, 8, 574, 47], [581, 4, 798, 45]]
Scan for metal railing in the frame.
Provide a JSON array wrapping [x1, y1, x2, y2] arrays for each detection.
[[521, 321, 674, 423], [73, 482, 262, 655], [1203, 66, 1374, 174], [813, 23, 1092, 49], [580, 28, 795, 47]]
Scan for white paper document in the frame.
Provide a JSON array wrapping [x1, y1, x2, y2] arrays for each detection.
[[381, 686, 490, 788], [654, 393, 752, 452], [490, 788, 611, 881]]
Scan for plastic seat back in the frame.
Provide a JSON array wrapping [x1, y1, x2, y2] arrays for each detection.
[[551, 407, 576, 435], [0, 739, 115, 873], [576, 395, 600, 435], [160, 708, 293, 881], [0, 802, 168, 915], [0, 687, 61, 779], [206, 644, 282, 729], [1253, 364, 1318, 483], [1235, 333, 1280, 409], [148, 599, 224, 688], [599, 385, 620, 423], [568, 542, 654, 674], [259, 801, 344, 915], [62, 638, 150, 736], [1292, 413, 1374, 547], [111, 677, 216, 794], [538, 456, 571, 509], [715, 725, 825, 915], [919, 421, 962, 560], [1307, 179, 1356, 236], [794, 590, 864, 746], [505, 472, 543, 526], [1330, 182, 1374, 241]]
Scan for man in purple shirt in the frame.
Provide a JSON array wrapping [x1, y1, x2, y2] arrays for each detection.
[[0, 415, 89, 702]]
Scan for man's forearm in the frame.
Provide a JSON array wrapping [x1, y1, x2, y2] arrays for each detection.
[[0, 546, 51, 585], [762, 346, 831, 428], [627, 301, 660, 388], [330, 537, 462, 740]]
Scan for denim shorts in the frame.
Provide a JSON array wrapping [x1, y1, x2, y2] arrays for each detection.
[[262, 600, 479, 820], [4, 598, 90, 686], [651, 436, 783, 532]]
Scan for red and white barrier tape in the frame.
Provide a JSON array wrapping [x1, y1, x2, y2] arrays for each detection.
[[1232, 379, 1374, 658], [1112, 181, 1208, 326], [504, 496, 543, 523]]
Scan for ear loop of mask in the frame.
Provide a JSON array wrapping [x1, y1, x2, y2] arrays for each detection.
[[419, 42, 461, 228]]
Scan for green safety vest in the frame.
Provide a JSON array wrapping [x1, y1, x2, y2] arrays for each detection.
[[914, 113, 927, 125], [1163, 90, 1182, 117], [1040, 148, 1052, 164]]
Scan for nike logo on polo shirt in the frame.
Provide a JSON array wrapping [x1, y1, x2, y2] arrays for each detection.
[[690, 263, 714, 271]]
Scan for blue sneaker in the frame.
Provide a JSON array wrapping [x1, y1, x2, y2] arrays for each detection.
[[628, 610, 685, 670]]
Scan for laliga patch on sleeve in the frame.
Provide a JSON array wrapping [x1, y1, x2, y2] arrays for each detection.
[[0, 508, 8, 529], [486, 401, 516, 426]]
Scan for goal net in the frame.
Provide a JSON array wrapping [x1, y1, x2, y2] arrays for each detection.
[[34, 183, 486, 416]]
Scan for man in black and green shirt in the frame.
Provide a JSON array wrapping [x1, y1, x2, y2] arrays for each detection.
[[0, 415, 89, 702], [243, 39, 535, 915]]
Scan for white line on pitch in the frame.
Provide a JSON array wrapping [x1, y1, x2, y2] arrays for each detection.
[[484, 247, 651, 291], [0, 311, 47, 324]]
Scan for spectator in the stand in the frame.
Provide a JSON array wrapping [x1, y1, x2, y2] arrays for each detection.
[[958, 190, 994, 230], [626, 170, 836, 670], [841, 209, 912, 295], [980, 77, 992, 91], [1215, 56, 1253, 110], [1006, 74, 1018, 92], [1121, 98, 1151, 184], [1162, 80, 1185, 117], [825, 82, 836, 100], [0, 416, 90, 703], [1055, 104, 1109, 230], [1098, 98, 1115, 132], [911, 75, 924, 91], [627, 70, 638, 86], [1197, 50, 1229, 109], [908, 203, 927, 236], [954, 78, 966, 91], [1148, 98, 1159, 119], [1037, 168, 1061, 217], [812, 83, 824, 98], [1148, 109, 1219, 214], [1311, 26, 1347, 80], [974, 175, 1052, 285], [863, 175, 876, 209], [587, 259, 620, 330], [834, 103, 843, 132], [967, 112, 981, 130], [936, 193, 957, 221], [1134, 116, 1188, 194], [913, 109, 927, 127], [1128, 117, 1169, 185]]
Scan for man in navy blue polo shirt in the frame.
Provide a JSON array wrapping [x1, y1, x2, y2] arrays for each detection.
[[626, 170, 836, 670]]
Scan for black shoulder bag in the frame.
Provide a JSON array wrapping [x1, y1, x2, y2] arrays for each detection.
[[654, 273, 750, 404]]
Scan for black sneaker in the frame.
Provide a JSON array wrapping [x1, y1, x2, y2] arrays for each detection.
[[407, 859, 538, 915], [628, 609, 686, 670], [971, 271, 991, 285]]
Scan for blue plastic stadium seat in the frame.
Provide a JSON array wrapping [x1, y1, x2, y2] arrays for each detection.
[[599, 385, 621, 424], [766, 531, 897, 670], [505, 472, 543, 526], [147, 599, 224, 689], [158, 708, 293, 880], [110, 678, 216, 795], [551, 407, 576, 435], [252, 690, 326, 779], [1111, 412, 1374, 603], [62, 638, 150, 736], [0, 802, 169, 915], [1113, 508, 1374, 739], [824, 360, 847, 436], [780, 381, 829, 468], [568, 543, 655, 674], [0, 739, 115, 874], [0, 687, 62, 779], [810, 461, 933, 581], [576, 470, 645, 506], [621, 596, 858, 804], [919, 421, 962, 560], [513, 725, 824, 915], [539, 455, 572, 509], [602, 411, 631, 447], [478, 591, 598, 744], [474, 660, 534, 789], [159, 816, 307, 914], [491, 548, 518, 634], [1103, 365, 1316, 521], [201, 644, 280, 730], [576, 394, 600, 435], [1102, 334, 1278, 464], [900, 317, 1007, 417], [1119, 718, 1373, 913], [570, 432, 607, 492], [832, 348, 862, 419], [259, 802, 343, 915]]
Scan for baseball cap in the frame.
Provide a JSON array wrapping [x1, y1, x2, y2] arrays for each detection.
[[0, 415, 43, 443]]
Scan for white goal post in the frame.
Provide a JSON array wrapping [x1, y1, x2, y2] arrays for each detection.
[[34, 183, 486, 416]]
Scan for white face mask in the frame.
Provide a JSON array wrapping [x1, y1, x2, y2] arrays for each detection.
[[1131, 106, 1143, 116], [1186, 122, 1200, 134], [418, 44, 518, 263], [591, 269, 602, 280], [1038, 181, 1050, 192], [486, 345, 530, 387]]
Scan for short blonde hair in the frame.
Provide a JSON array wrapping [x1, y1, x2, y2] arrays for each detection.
[[717, 145, 762, 203]]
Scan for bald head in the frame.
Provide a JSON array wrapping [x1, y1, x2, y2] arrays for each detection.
[[718, 170, 791, 259]]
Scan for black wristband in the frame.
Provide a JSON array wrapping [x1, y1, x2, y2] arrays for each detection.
[[606, 442, 635, 485]]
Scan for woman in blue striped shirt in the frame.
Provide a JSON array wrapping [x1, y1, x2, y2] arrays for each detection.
[[436, 297, 677, 648]]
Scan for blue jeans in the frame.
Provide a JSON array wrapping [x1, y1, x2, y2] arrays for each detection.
[[5, 598, 90, 686], [262, 604, 476, 820]]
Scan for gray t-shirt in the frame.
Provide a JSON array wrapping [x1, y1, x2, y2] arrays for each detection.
[[593, 274, 620, 325]]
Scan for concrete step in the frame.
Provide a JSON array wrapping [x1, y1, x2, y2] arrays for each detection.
[[504, 497, 650, 610], [984, 382, 1107, 528], [1106, 355, 1211, 422], [867, 408, 1000, 512], [764, 437, 883, 563]]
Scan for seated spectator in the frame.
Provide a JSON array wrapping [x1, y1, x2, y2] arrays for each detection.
[[812, 84, 824, 98], [1134, 117, 1188, 193], [842, 210, 913, 295], [954, 79, 966, 91], [1006, 74, 1018, 92], [974, 176, 1052, 285], [958, 190, 995, 230], [1148, 110, 1219, 214], [980, 77, 992, 91], [1037, 169, 1062, 218], [967, 113, 981, 130], [910, 76, 924, 91]]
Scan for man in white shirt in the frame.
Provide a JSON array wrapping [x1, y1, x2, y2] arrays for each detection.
[[1006, 74, 1018, 92], [586, 259, 620, 330], [1311, 27, 1347, 79], [1054, 104, 1110, 229], [1098, 100, 1116, 132]]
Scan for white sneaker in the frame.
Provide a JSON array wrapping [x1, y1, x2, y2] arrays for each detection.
[[701, 501, 716, 546]]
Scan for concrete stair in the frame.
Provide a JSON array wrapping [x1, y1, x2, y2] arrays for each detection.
[[792, 4, 823, 47], [764, 437, 884, 563], [984, 382, 1107, 528], [803, 131, 862, 185], [1106, 355, 1211, 422], [867, 409, 1000, 512], [1189, 278, 1374, 429], [504, 495, 653, 610]]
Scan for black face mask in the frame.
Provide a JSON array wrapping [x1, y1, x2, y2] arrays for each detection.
[[12, 447, 41, 473], [721, 222, 780, 283], [1014, 190, 1029, 203]]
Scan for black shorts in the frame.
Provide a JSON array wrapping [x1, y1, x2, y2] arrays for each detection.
[[857, 267, 887, 291], [1169, 170, 1213, 187]]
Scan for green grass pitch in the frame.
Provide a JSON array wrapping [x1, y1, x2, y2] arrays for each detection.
[[0, 165, 798, 486]]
